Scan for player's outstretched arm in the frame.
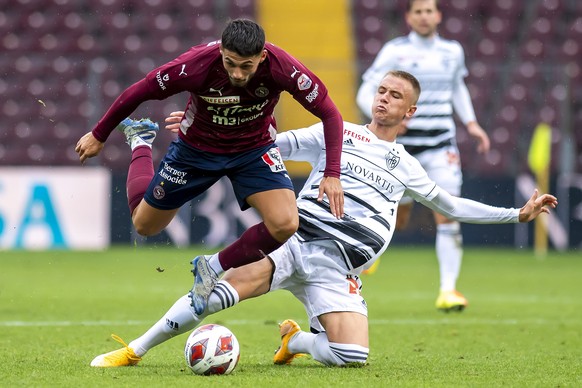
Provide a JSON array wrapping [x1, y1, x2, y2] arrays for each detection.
[[419, 189, 557, 224], [75, 132, 104, 163], [518, 189, 558, 223]]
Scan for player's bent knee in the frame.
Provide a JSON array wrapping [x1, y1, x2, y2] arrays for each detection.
[[280, 218, 299, 238], [131, 204, 177, 236], [132, 220, 164, 236], [266, 215, 298, 242]]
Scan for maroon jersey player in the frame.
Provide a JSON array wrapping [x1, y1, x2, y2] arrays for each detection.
[[75, 19, 344, 314]]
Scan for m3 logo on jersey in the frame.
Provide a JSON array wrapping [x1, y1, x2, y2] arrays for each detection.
[[297, 74, 312, 90], [385, 151, 400, 170], [261, 147, 287, 172]]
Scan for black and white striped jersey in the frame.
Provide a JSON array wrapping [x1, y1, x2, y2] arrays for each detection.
[[356, 31, 477, 155], [277, 121, 439, 270]]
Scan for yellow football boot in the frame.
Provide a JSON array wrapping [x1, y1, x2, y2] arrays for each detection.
[[273, 319, 305, 365], [90, 334, 142, 367], [436, 290, 468, 312]]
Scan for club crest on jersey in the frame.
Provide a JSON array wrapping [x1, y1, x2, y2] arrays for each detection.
[[261, 147, 287, 172], [385, 151, 400, 170], [297, 74, 312, 90], [255, 86, 269, 97]]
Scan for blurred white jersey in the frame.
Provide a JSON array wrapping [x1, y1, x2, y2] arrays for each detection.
[[277, 121, 440, 270], [358, 32, 474, 155]]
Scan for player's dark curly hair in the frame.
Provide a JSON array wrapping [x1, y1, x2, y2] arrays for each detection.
[[221, 19, 265, 57]]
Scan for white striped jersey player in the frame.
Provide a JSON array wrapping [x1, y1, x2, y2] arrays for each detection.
[[356, 31, 477, 155], [276, 121, 517, 272]]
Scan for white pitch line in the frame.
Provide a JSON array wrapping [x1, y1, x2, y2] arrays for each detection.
[[1, 318, 580, 327]]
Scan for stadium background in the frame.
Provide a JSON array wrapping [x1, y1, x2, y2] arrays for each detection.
[[0, 0, 580, 250]]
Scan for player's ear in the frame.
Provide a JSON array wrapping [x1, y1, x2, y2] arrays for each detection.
[[406, 105, 417, 118], [435, 9, 443, 26], [259, 49, 267, 63]]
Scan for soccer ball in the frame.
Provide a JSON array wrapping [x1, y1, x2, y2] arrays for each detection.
[[184, 324, 240, 375]]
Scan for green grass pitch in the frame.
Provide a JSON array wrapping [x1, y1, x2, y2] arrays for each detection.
[[1, 246, 580, 387]]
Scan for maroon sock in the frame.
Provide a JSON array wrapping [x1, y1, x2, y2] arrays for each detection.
[[218, 222, 284, 270], [126, 146, 154, 215]]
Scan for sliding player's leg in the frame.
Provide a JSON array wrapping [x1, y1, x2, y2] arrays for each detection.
[[271, 241, 370, 366], [90, 258, 274, 367]]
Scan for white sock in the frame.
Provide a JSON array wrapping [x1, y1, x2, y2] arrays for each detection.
[[289, 331, 369, 366], [129, 295, 198, 357], [128, 281, 240, 357], [130, 138, 152, 151], [207, 253, 224, 276], [207, 280, 240, 314], [436, 222, 463, 291]]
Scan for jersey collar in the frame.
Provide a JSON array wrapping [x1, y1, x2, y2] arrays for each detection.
[[409, 31, 439, 47]]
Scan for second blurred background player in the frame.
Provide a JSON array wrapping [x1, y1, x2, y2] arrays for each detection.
[[356, 0, 490, 311]]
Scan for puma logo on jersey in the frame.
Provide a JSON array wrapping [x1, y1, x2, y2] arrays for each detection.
[[290, 66, 300, 78], [209, 87, 224, 96]]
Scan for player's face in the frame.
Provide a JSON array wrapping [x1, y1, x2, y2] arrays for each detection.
[[220, 47, 267, 87], [372, 75, 417, 126], [406, 0, 441, 37]]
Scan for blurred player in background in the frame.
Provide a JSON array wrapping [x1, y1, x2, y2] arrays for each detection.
[[356, 0, 490, 312], [90, 71, 557, 368], [74, 19, 344, 315]]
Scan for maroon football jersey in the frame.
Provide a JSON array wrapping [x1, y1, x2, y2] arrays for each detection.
[[94, 41, 329, 153], [151, 41, 331, 152]]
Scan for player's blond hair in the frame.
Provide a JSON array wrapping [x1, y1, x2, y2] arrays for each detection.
[[384, 70, 421, 104]]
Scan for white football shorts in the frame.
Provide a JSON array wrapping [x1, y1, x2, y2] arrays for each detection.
[[400, 145, 463, 205], [269, 236, 368, 332]]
